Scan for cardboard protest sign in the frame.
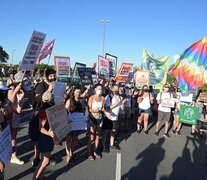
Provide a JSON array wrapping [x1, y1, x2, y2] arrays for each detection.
[[19, 31, 46, 71], [98, 55, 109, 79], [72, 63, 86, 85], [179, 105, 199, 125], [69, 112, 87, 131], [118, 63, 133, 77], [0, 126, 12, 164], [161, 97, 175, 108], [198, 93, 207, 103], [105, 53, 117, 77], [46, 103, 71, 143], [54, 56, 70, 78], [77, 67, 93, 85], [135, 70, 150, 88], [180, 93, 193, 103], [52, 81, 66, 104]]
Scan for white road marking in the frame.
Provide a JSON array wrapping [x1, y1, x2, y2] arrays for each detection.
[[116, 153, 121, 180]]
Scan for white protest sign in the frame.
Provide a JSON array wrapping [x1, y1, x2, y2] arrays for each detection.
[[54, 56, 70, 78], [161, 97, 175, 108], [46, 103, 71, 143], [69, 112, 87, 131], [52, 81, 66, 104], [180, 93, 193, 103], [19, 31, 46, 71], [0, 126, 12, 164]]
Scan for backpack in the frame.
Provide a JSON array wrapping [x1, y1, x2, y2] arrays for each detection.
[[28, 111, 40, 142]]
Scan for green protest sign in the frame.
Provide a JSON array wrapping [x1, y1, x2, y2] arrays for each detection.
[[179, 105, 199, 125]]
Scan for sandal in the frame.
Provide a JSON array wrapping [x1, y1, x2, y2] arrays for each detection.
[[88, 154, 95, 161], [94, 152, 101, 159]]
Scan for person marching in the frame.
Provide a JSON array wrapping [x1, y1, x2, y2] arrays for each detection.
[[87, 83, 105, 160], [137, 85, 154, 135]]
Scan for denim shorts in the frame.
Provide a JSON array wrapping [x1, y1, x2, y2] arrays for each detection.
[[138, 107, 152, 115]]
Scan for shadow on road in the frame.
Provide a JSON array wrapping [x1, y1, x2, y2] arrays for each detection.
[[122, 138, 165, 180]]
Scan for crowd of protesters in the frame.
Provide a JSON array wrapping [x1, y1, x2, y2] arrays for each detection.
[[0, 68, 207, 180]]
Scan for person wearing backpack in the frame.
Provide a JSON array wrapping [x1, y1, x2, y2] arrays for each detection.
[[154, 84, 175, 138], [33, 91, 55, 180]]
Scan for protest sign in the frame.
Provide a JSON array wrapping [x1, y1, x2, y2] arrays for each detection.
[[198, 93, 207, 103], [72, 63, 86, 85], [161, 97, 175, 108], [0, 126, 12, 164], [179, 105, 199, 125], [54, 56, 70, 78], [52, 81, 66, 104], [46, 103, 71, 143], [180, 93, 193, 103], [78, 67, 93, 85], [118, 63, 133, 77], [105, 53, 117, 77], [19, 31, 46, 71], [69, 113, 87, 131], [91, 69, 98, 85], [135, 70, 150, 88], [98, 55, 109, 79]]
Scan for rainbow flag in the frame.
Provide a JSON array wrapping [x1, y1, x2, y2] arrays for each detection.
[[172, 37, 207, 93]]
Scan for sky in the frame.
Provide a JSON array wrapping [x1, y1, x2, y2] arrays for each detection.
[[0, 0, 207, 68]]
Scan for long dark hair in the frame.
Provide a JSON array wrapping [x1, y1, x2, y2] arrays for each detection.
[[69, 86, 81, 111], [138, 85, 148, 97]]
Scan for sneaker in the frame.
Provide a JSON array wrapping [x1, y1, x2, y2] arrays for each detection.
[[143, 130, 148, 135], [32, 158, 41, 168], [10, 157, 24, 165], [171, 130, 176, 135], [176, 131, 181, 136], [163, 133, 170, 138], [154, 132, 159, 137], [110, 144, 121, 150]]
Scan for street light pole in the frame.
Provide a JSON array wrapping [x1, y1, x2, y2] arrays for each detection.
[[11, 49, 16, 65], [101, 20, 110, 56]]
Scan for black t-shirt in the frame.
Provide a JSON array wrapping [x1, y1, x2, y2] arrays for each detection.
[[34, 81, 49, 110]]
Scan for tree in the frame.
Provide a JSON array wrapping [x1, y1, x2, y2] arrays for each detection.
[[166, 74, 178, 86], [0, 46, 9, 63]]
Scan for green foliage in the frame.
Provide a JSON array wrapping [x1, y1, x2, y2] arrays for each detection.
[[35, 64, 55, 74], [0, 46, 9, 63]]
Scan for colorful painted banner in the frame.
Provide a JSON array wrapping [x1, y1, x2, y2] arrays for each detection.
[[19, 31, 46, 71], [179, 105, 199, 125], [54, 56, 70, 78], [77, 67, 93, 85], [46, 103, 71, 143], [105, 53, 117, 77], [142, 49, 169, 90], [0, 126, 12, 164], [98, 55, 109, 79], [135, 70, 150, 88], [118, 63, 133, 77]]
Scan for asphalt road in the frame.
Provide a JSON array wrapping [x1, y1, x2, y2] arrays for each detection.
[[4, 110, 207, 180]]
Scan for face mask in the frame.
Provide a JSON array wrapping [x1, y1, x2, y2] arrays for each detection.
[[96, 90, 102, 95], [164, 88, 169, 92], [47, 78, 56, 83], [114, 90, 119, 95]]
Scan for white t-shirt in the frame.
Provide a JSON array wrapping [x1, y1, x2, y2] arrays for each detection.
[[139, 95, 151, 110], [105, 94, 122, 121], [156, 92, 175, 113]]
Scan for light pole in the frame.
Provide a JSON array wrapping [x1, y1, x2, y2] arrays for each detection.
[[100, 20, 110, 56], [11, 49, 16, 65]]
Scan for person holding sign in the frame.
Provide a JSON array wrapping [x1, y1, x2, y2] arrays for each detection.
[[33, 91, 55, 180], [87, 83, 105, 160], [65, 86, 86, 164], [137, 85, 154, 135], [154, 84, 175, 138]]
